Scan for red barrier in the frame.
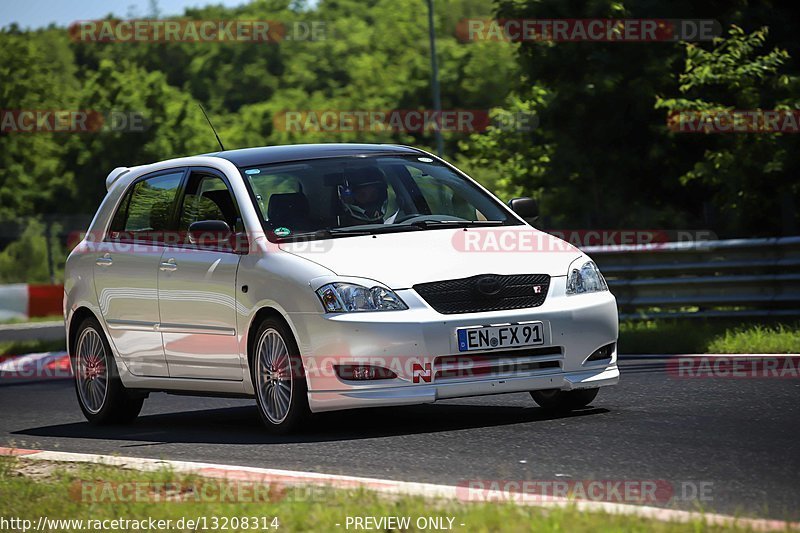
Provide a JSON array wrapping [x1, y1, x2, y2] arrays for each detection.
[[28, 285, 64, 317]]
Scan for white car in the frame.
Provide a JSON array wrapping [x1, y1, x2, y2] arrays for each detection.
[[65, 143, 619, 432]]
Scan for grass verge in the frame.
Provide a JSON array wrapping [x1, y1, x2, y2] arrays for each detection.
[[0, 340, 65, 357], [0, 456, 774, 532], [707, 324, 800, 354], [0, 315, 65, 356], [0, 315, 64, 325], [619, 320, 800, 354]]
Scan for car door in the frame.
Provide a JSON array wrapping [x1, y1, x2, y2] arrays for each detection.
[[157, 168, 244, 380], [93, 169, 185, 377]]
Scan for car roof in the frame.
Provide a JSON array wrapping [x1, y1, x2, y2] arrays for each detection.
[[206, 143, 424, 168]]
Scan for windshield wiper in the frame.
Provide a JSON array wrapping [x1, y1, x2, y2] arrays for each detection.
[[280, 225, 413, 240], [284, 228, 373, 240], [406, 220, 507, 230], [276, 220, 506, 241]]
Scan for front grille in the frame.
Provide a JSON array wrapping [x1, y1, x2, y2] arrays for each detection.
[[413, 274, 550, 314]]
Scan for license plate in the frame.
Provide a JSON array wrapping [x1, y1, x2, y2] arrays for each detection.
[[457, 322, 544, 352]]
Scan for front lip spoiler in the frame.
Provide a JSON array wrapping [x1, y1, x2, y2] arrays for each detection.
[[306, 365, 619, 413]]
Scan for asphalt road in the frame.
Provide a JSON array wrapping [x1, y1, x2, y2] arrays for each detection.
[[1, 359, 798, 521]]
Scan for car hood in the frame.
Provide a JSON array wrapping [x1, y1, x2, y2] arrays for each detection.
[[279, 226, 583, 289]]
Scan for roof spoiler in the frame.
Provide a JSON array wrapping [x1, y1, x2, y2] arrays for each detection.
[[105, 167, 130, 191]]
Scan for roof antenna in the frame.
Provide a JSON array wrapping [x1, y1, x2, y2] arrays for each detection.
[[198, 104, 226, 152]]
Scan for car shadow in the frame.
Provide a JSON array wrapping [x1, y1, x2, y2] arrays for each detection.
[[14, 401, 610, 445]]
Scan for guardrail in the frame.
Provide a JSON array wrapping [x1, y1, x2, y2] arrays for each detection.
[[1, 237, 797, 341], [585, 236, 800, 320], [0, 321, 65, 342]]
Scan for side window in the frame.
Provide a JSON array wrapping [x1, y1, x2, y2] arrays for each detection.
[[247, 172, 301, 220], [109, 171, 183, 242], [178, 174, 242, 237]]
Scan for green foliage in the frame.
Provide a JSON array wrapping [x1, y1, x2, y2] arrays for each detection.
[[0, 219, 63, 284], [0, 29, 79, 222], [0, 339, 65, 356], [707, 323, 800, 354], [619, 319, 730, 354], [65, 59, 214, 211], [619, 320, 800, 354], [1, 0, 517, 223], [675, 26, 789, 94], [2, 0, 800, 276], [456, 87, 553, 202], [460, 1, 800, 235], [655, 26, 800, 236]]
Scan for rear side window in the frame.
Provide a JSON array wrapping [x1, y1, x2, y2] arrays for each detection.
[[178, 174, 242, 233], [109, 171, 183, 242]]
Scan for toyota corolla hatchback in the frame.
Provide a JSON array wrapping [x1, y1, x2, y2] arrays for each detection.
[[65, 143, 619, 432]]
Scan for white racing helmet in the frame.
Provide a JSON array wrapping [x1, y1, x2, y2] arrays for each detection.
[[338, 167, 389, 223]]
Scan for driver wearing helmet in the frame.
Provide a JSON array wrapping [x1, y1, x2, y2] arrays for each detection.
[[338, 166, 390, 225]]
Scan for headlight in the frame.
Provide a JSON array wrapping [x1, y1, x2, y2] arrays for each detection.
[[316, 282, 408, 312], [566, 260, 608, 295]]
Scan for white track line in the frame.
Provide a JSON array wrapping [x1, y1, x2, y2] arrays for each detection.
[[1, 447, 797, 531]]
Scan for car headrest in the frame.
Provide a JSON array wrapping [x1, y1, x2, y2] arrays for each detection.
[[201, 189, 237, 227], [267, 192, 310, 228]]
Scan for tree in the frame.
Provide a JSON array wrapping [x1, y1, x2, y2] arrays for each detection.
[[0, 28, 79, 222], [655, 26, 800, 235], [460, 0, 800, 235], [63, 59, 212, 212]]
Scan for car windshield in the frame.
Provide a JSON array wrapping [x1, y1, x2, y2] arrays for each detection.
[[243, 155, 520, 241]]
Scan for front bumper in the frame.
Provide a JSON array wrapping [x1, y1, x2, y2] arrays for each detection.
[[288, 280, 619, 413], [307, 365, 619, 412]]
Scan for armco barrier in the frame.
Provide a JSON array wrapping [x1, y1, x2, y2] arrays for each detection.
[[0, 321, 65, 342], [585, 236, 800, 320], [0, 284, 63, 321], [0, 236, 798, 330]]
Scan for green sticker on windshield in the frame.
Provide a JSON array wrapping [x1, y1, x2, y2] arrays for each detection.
[[274, 227, 291, 237]]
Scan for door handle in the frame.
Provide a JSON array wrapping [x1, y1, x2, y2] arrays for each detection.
[[159, 258, 178, 272], [95, 253, 113, 267]]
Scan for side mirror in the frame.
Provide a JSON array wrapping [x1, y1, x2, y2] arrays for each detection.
[[188, 220, 232, 249], [508, 197, 539, 220]]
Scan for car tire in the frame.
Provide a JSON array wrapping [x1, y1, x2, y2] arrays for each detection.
[[530, 388, 599, 411], [72, 317, 144, 425], [251, 317, 309, 433]]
